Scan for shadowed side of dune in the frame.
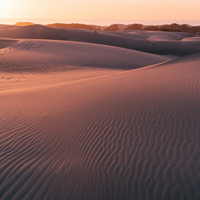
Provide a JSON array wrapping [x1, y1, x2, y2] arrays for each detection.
[[0, 39, 18, 49], [0, 24, 15, 30], [0, 53, 200, 200], [0, 25, 200, 56]]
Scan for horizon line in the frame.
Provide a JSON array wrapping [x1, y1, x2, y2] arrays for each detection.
[[0, 19, 200, 26]]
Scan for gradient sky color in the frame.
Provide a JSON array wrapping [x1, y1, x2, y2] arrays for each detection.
[[0, 0, 200, 23]]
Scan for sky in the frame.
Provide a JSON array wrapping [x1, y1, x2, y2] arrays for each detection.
[[0, 0, 200, 25]]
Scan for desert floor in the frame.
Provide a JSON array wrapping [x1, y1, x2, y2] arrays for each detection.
[[0, 25, 200, 200]]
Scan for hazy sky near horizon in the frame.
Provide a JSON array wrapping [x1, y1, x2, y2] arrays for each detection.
[[0, 0, 200, 22]]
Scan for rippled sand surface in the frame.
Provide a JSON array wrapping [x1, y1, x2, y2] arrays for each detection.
[[1, 52, 200, 200], [0, 27, 200, 199]]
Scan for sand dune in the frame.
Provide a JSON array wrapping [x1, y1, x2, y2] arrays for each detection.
[[0, 38, 169, 92], [0, 25, 200, 56], [0, 51, 200, 200], [0, 25, 200, 199], [0, 39, 169, 73], [14, 22, 35, 26], [113, 30, 194, 40], [10, 22, 200, 35], [0, 39, 18, 49], [0, 24, 15, 30]]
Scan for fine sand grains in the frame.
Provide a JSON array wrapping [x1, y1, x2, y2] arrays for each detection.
[[0, 53, 200, 200]]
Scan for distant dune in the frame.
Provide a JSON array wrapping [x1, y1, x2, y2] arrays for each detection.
[[0, 22, 200, 200], [46, 23, 94, 30], [10, 22, 200, 35], [46, 23, 105, 31], [104, 24, 129, 31], [14, 22, 106, 31], [14, 22, 35, 26], [101, 23, 200, 35], [0, 24, 15, 29], [0, 39, 169, 73], [0, 24, 200, 56]]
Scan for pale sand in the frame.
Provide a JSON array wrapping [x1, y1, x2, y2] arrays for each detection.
[[0, 27, 200, 200]]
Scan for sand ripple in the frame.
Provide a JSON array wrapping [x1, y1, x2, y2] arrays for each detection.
[[0, 40, 43, 55], [0, 53, 200, 200]]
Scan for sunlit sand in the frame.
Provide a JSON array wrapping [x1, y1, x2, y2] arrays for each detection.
[[0, 24, 200, 200]]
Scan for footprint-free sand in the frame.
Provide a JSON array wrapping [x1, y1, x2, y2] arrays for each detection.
[[0, 25, 200, 200]]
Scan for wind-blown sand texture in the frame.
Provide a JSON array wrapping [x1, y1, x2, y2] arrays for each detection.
[[0, 25, 200, 200]]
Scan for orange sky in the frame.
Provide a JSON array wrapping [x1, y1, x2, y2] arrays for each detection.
[[0, 0, 200, 22]]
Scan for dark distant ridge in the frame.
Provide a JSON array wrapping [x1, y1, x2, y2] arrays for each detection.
[[143, 23, 200, 34], [104, 24, 129, 31], [13, 22, 200, 34], [104, 24, 120, 31], [124, 24, 144, 30], [46, 23, 107, 31], [109, 23, 200, 35], [14, 22, 105, 31], [47, 23, 95, 30]]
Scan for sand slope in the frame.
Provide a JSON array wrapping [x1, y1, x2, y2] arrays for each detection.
[[0, 24, 15, 30], [0, 52, 200, 199], [0, 25, 200, 56], [0, 25, 200, 199], [0, 39, 18, 49], [0, 39, 169, 73]]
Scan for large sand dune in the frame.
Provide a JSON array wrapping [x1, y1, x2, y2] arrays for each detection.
[[0, 25, 200, 200], [0, 25, 200, 56], [0, 39, 169, 73], [0, 51, 200, 200]]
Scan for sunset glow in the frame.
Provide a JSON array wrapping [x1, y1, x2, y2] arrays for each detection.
[[0, 0, 200, 200], [0, 0, 200, 23]]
